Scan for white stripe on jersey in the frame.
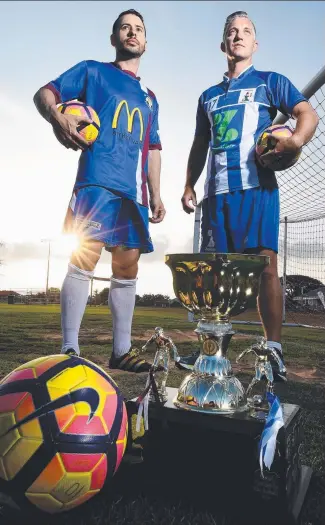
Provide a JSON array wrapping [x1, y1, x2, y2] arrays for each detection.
[[204, 84, 266, 103], [204, 151, 229, 197], [213, 101, 271, 111], [69, 192, 77, 211], [204, 150, 213, 197], [214, 152, 229, 193], [204, 115, 215, 196], [136, 149, 143, 203], [239, 103, 260, 188], [205, 107, 229, 195]]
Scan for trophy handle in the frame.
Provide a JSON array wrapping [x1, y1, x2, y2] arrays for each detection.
[[236, 347, 253, 363]]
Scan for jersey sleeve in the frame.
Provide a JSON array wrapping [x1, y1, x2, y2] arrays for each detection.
[[44, 61, 88, 104], [267, 72, 307, 117], [194, 95, 211, 140], [148, 91, 162, 151]]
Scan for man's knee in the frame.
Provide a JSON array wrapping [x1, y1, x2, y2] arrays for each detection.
[[111, 249, 140, 279], [70, 240, 104, 272], [112, 260, 138, 279], [258, 249, 278, 277]]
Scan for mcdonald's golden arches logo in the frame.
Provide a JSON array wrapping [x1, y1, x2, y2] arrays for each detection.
[[112, 100, 144, 141]]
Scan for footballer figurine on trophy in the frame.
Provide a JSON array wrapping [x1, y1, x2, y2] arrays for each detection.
[[236, 338, 286, 419], [142, 327, 180, 402]]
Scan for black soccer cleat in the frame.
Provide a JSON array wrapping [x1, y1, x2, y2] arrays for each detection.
[[109, 347, 163, 374], [269, 347, 287, 382], [61, 348, 79, 357], [175, 350, 200, 371]]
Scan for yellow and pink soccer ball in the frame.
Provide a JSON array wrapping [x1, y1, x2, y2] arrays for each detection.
[[58, 102, 100, 144], [0, 355, 127, 514], [255, 124, 301, 171]]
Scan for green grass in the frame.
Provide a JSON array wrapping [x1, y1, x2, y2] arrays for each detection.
[[0, 304, 324, 524]]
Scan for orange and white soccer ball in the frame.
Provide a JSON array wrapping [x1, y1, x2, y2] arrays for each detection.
[[0, 355, 127, 514], [255, 124, 301, 171], [57, 102, 100, 144]]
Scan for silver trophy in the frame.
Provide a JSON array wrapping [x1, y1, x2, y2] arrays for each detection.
[[237, 338, 286, 420], [165, 253, 269, 414], [142, 327, 180, 403]]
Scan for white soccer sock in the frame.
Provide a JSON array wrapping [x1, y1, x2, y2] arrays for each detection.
[[108, 277, 137, 358], [266, 340, 282, 353], [60, 263, 94, 356]]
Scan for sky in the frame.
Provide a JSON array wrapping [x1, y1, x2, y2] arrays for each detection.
[[0, 1, 324, 297]]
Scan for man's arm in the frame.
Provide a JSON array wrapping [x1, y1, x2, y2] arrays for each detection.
[[181, 135, 209, 214], [33, 87, 60, 123], [148, 149, 166, 224], [33, 87, 91, 151], [290, 101, 319, 148], [263, 101, 318, 161]]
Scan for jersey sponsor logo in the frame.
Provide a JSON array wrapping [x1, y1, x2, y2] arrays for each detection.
[[112, 100, 144, 141], [75, 216, 102, 231], [205, 95, 222, 113], [213, 109, 239, 148], [145, 95, 153, 110], [238, 88, 255, 103]]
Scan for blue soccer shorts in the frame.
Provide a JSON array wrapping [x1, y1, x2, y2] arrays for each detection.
[[63, 185, 154, 253], [200, 187, 279, 254]]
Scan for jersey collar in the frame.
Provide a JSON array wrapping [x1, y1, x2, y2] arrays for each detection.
[[223, 64, 254, 83], [110, 62, 141, 81]]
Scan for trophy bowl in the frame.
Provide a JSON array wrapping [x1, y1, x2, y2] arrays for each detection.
[[165, 253, 269, 414]]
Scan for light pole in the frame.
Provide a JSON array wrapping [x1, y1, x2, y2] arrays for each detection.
[[41, 239, 52, 297]]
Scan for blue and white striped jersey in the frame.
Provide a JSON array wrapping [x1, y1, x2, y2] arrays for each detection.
[[195, 65, 306, 196]]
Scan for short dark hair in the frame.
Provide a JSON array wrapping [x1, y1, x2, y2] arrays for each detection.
[[112, 9, 146, 35], [223, 11, 256, 42]]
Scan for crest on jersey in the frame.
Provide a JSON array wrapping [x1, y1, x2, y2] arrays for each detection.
[[206, 230, 215, 251], [145, 95, 153, 110], [239, 88, 256, 103]]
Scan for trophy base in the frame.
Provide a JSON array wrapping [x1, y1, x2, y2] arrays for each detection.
[[149, 391, 168, 403], [247, 394, 270, 420], [125, 386, 312, 524], [175, 373, 248, 414]]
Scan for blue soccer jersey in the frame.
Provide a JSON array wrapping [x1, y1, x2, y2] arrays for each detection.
[[46, 61, 161, 207], [195, 65, 307, 197]]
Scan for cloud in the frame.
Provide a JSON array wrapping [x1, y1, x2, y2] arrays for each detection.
[[0, 92, 79, 244], [2, 232, 194, 265], [279, 241, 325, 260], [3, 241, 72, 263]]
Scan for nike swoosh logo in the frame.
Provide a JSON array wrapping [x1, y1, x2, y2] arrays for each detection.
[[2, 387, 100, 436]]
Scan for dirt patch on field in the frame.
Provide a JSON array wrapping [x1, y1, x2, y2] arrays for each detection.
[[287, 366, 325, 384], [42, 328, 325, 384], [96, 328, 252, 343], [44, 328, 253, 343], [233, 361, 325, 384]]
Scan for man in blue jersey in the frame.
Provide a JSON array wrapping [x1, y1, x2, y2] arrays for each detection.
[[179, 11, 318, 379], [34, 9, 166, 373]]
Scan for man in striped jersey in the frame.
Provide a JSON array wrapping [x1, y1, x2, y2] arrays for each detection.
[[180, 11, 318, 378], [34, 9, 165, 373]]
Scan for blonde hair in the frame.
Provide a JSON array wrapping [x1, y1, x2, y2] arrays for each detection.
[[223, 11, 256, 42]]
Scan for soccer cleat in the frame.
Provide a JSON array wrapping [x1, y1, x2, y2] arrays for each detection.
[[269, 347, 287, 382], [61, 348, 79, 357], [108, 347, 163, 374], [175, 350, 200, 371]]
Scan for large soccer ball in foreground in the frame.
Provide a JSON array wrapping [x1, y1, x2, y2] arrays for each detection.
[[255, 124, 301, 171], [57, 102, 100, 144], [0, 355, 127, 514]]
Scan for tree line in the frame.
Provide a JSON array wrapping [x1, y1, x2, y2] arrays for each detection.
[[24, 275, 324, 309]]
